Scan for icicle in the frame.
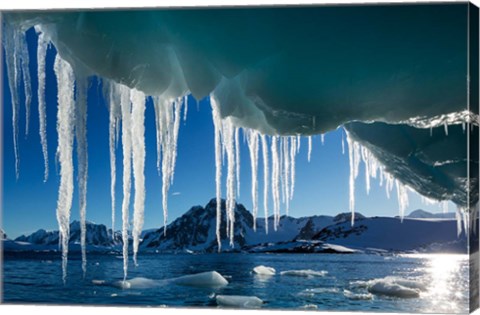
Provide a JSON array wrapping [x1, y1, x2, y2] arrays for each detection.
[[119, 85, 133, 281], [152, 96, 183, 236], [183, 95, 188, 121], [246, 130, 259, 231], [341, 129, 345, 155], [289, 136, 297, 201], [442, 201, 449, 213], [430, 127, 433, 137], [361, 148, 371, 195], [395, 180, 409, 220], [53, 55, 76, 283], [420, 195, 437, 206], [462, 208, 469, 235], [444, 122, 448, 136], [307, 136, 312, 162], [158, 98, 172, 231], [220, 118, 237, 246], [153, 98, 163, 174], [385, 173, 394, 199], [296, 135, 301, 153], [4, 23, 21, 179], [261, 135, 270, 234], [320, 134, 325, 145], [131, 89, 146, 266], [17, 32, 32, 137], [170, 98, 182, 185], [360, 146, 379, 195], [107, 83, 120, 235], [471, 203, 479, 236], [75, 76, 88, 276], [283, 137, 291, 214], [36, 30, 49, 182], [346, 132, 360, 225], [279, 138, 286, 205], [235, 127, 241, 197], [455, 207, 463, 237], [211, 96, 223, 250], [271, 136, 281, 229], [378, 167, 384, 187]]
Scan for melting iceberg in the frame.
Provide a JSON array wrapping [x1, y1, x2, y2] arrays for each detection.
[[1, 3, 478, 280]]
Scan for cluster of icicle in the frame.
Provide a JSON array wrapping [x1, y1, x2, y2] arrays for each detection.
[[210, 96, 299, 250], [344, 129, 469, 236], [345, 130, 411, 224], [3, 24, 186, 282], [4, 24, 470, 283], [102, 83, 187, 281]]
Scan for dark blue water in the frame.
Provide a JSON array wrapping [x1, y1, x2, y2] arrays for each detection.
[[2, 252, 468, 313]]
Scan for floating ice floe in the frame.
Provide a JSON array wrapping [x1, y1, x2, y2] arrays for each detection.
[[280, 269, 328, 277], [93, 271, 229, 290], [355, 276, 427, 298], [112, 277, 163, 290], [171, 271, 229, 288], [304, 287, 340, 294], [216, 295, 263, 308], [368, 281, 420, 298], [301, 304, 318, 310], [343, 289, 374, 300], [253, 265, 276, 276]]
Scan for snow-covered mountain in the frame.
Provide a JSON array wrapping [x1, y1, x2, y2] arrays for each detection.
[[406, 209, 456, 219], [140, 198, 336, 253], [0, 229, 6, 240], [4, 200, 466, 254], [141, 198, 254, 252], [312, 216, 467, 253], [12, 221, 122, 250]]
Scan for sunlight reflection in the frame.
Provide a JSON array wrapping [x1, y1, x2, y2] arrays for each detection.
[[424, 254, 465, 312], [400, 253, 467, 312]]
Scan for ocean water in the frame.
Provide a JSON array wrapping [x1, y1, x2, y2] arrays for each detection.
[[2, 252, 468, 313]]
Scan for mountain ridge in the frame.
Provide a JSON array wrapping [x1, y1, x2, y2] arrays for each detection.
[[3, 202, 465, 254]]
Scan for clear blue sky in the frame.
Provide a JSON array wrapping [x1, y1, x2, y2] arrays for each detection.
[[2, 28, 451, 239]]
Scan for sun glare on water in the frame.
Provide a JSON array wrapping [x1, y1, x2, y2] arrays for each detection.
[[402, 253, 468, 312]]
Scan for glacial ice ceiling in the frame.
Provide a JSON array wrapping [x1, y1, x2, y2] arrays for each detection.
[[2, 4, 479, 280]]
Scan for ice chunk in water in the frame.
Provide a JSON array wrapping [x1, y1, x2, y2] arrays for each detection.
[[216, 295, 263, 308], [343, 289, 374, 300], [253, 265, 276, 276], [172, 271, 228, 287], [367, 277, 422, 298], [280, 269, 327, 277]]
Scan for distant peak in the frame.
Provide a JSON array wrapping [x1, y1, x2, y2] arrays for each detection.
[[333, 212, 365, 222], [407, 209, 433, 218]]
